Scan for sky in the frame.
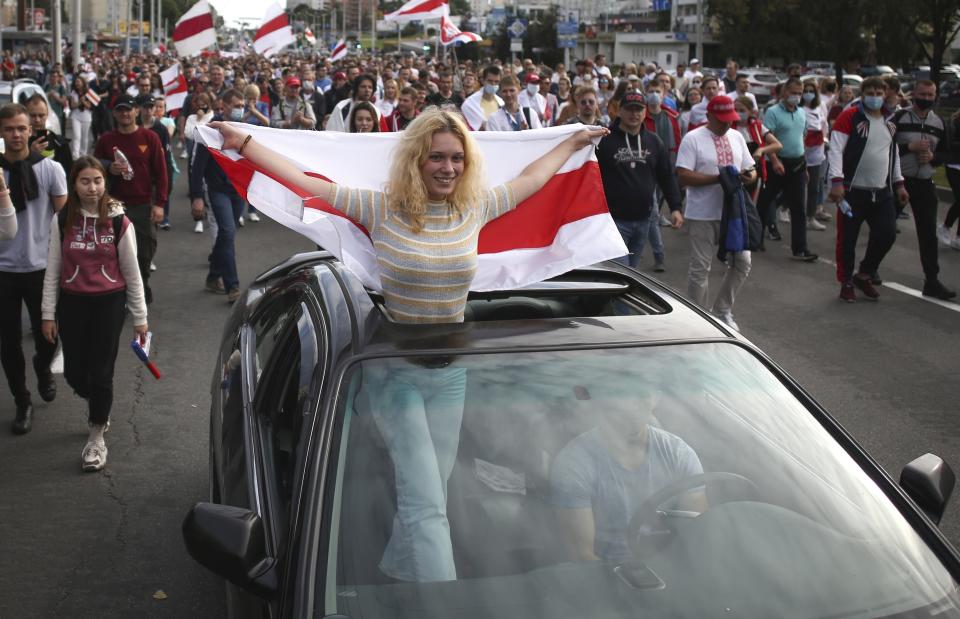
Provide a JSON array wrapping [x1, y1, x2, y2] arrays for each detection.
[[209, 0, 285, 29]]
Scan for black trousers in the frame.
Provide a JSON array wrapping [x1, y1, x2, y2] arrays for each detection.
[[835, 188, 897, 283], [124, 203, 157, 295], [58, 290, 126, 425], [757, 156, 809, 253], [944, 167, 960, 233], [0, 269, 57, 404], [904, 178, 940, 279]]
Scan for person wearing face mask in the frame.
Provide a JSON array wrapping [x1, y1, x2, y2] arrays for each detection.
[[643, 81, 683, 239], [756, 77, 818, 260], [800, 82, 829, 232], [891, 80, 955, 300], [462, 65, 504, 131], [518, 73, 547, 124], [676, 95, 758, 331], [189, 89, 246, 304], [734, 96, 782, 203], [687, 76, 720, 131], [483, 75, 542, 131], [828, 76, 910, 303]]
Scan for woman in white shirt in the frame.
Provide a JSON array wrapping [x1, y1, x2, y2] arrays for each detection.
[[801, 81, 830, 229], [378, 79, 399, 118], [68, 76, 94, 159]]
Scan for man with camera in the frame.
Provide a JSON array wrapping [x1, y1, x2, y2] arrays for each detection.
[[25, 94, 73, 177]]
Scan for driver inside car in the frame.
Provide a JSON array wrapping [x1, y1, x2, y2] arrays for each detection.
[[550, 383, 706, 563]]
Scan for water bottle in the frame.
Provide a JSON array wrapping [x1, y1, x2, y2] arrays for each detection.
[[113, 147, 133, 181], [838, 199, 854, 218]]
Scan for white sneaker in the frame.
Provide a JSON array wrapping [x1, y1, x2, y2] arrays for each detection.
[[715, 312, 740, 332], [150, 261, 157, 272], [778, 208, 791, 223], [658, 214, 671, 227], [193, 220, 204, 233], [806, 217, 826, 231], [82, 439, 108, 472], [938, 224, 954, 247], [248, 212, 261, 222], [237, 216, 245, 227]]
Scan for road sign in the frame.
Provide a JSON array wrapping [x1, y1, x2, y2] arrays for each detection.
[[508, 18, 527, 39], [557, 19, 577, 48], [510, 39, 523, 52]]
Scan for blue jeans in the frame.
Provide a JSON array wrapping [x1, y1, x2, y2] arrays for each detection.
[[206, 190, 243, 291], [369, 365, 467, 582], [614, 216, 659, 268]]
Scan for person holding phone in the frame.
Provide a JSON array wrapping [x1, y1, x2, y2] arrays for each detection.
[[26, 93, 73, 176], [40, 156, 148, 472]]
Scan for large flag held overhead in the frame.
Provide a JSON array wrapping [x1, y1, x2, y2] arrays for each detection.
[[440, 14, 481, 45], [172, 0, 216, 57], [329, 38, 348, 62], [160, 63, 188, 115], [253, 3, 296, 57], [195, 124, 625, 292], [384, 0, 449, 22]]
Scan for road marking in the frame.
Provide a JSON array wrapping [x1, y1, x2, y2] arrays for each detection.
[[883, 282, 960, 313]]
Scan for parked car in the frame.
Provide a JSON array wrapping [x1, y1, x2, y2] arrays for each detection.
[[0, 79, 61, 134], [861, 65, 897, 77], [184, 252, 960, 618], [805, 60, 835, 75], [738, 67, 780, 104]]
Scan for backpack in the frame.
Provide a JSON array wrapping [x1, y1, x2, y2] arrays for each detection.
[[57, 208, 124, 248]]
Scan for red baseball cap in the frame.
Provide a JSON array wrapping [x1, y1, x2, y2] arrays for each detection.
[[333, 71, 346, 80], [285, 76, 301, 88], [707, 95, 739, 122], [525, 73, 540, 84]]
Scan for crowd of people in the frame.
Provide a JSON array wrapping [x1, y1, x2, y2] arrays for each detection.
[[1, 46, 959, 474]]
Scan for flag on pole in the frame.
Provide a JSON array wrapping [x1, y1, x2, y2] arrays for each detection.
[[384, 0, 450, 22], [195, 124, 626, 292], [172, 0, 216, 57], [329, 38, 348, 62], [253, 3, 296, 57], [160, 63, 188, 116], [304, 28, 316, 45], [439, 14, 481, 45], [84, 89, 101, 107]]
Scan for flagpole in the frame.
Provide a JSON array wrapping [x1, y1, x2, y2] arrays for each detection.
[[370, 0, 376, 56]]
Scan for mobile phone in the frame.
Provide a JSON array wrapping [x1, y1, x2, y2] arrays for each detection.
[[33, 129, 48, 140]]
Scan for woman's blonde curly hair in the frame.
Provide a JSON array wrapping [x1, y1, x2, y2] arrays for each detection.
[[385, 108, 484, 232]]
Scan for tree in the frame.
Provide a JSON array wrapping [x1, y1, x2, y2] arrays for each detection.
[[913, 0, 960, 89]]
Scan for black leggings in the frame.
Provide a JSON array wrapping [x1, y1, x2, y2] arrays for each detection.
[[0, 269, 57, 404], [945, 167, 960, 232], [58, 290, 127, 425]]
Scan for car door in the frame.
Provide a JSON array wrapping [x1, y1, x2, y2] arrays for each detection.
[[245, 289, 326, 617]]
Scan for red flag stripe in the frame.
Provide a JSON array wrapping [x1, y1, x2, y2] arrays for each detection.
[[256, 14, 289, 40], [395, 0, 446, 16], [173, 12, 213, 41]]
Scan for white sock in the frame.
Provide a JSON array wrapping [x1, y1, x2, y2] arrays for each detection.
[[88, 424, 106, 443]]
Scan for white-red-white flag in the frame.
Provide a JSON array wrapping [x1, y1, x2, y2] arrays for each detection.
[[329, 38, 348, 62], [440, 14, 481, 45], [195, 124, 626, 292], [84, 89, 101, 107], [304, 28, 316, 45], [384, 0, 449, 22], [160, 62, 188, 116], [253, 3, 296, 57], [172, 0, 216, 57]]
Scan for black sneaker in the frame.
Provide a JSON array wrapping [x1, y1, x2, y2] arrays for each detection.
[[853, 274, 880, 300], [923, 279, 957, 300], [11, 399, 33, 434], [767, 225, 782, 241], [791, 250, 818, 262], [870, 272, 883, 286]]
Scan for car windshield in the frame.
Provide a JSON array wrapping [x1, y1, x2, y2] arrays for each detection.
[[323, 343, 959, 618]]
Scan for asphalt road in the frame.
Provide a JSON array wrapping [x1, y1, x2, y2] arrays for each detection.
[[1, 169, 959, 617]]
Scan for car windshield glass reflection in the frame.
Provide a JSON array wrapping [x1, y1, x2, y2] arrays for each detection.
[[326, 343, 959, 618]]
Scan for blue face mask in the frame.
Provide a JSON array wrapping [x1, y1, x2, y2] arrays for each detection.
[[483, 84, 499, 96], [229, 107, 244, 121], [862, 95, 884, 111], [646, 92, 661, 106], [802, 92, 815, 104]]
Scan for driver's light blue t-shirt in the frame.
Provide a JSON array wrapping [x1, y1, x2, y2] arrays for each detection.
[[550, 426, 703, 563]]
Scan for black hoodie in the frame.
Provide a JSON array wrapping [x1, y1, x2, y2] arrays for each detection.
[[596, 117, 682, 221]]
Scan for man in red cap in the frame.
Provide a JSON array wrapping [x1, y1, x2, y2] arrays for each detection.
[[676, 95, 758, 331], [519, 73, 547, 124], [271, 76, 316, 130]]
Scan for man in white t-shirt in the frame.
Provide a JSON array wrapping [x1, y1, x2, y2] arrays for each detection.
[[688, 76, 720, 130], [684, 59, 704, 81], [676, 95, 757, 331]]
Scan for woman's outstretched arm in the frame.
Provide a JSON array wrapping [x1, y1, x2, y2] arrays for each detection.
[[209, 121, 334, 203], [507, 127, 608, 204]]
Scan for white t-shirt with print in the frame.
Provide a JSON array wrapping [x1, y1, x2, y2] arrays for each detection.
[[676, 126, 755, 221]]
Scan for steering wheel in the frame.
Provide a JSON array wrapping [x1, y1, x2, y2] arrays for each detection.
[[627, 472, 759, 557]]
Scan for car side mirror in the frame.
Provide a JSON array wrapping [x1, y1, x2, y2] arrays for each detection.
[[900, 454, 955, 525], [182, 502, 278, 599]]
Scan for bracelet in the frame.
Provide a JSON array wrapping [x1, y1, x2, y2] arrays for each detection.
[[237, 134, 253, 155]]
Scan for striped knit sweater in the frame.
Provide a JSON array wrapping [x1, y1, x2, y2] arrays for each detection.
[[332, 184, 516, 323]]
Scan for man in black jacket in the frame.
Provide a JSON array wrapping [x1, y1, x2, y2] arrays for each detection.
[[190, 89, 245, 303], [597, 92, 683, 271], [25, 94, 72, 177]]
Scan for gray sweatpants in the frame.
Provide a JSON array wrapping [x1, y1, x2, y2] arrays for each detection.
[[686, 219, 752, 316]]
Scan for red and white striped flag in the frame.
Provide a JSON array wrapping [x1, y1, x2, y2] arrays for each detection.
[[304, 28, 316, 46], [384, 0, 449, 22], [160, 63, 188, 116], [253, 3, 296, 57], [440, 14, 481, 45], [329, 38, 348, 62], [84, 89, 101, 107], [195, 124, 626, 292], [172, 0, 216, 57]]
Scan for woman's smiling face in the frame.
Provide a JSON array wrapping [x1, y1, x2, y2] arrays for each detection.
[[420, 131, 465, 201]]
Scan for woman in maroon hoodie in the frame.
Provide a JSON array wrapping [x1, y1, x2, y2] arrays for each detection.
[[40, 156, 148, 472]]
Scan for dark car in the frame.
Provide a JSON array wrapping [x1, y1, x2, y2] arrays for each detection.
[[184, 251, 960, 618]]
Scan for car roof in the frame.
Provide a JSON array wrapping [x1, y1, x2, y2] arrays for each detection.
[[259, 252, 735, 359]]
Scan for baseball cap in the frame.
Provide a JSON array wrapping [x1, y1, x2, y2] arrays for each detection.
[[690, 58, 700, 65], [525, 73, 540, 84], [707, 95, 739, 122], [136, 94, 156, 107], [113, 94, 137, 109], [333, 71, 346, 80], [620, 91, 646, 109], [285, 76, 301, 88], [626, 74, 641, 82]]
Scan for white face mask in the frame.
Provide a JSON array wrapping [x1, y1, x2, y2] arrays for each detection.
[[526, 83, 538, 95]]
